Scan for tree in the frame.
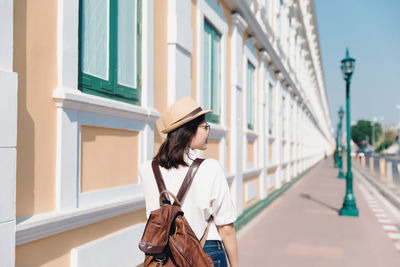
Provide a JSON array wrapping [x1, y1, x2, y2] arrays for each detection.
[[384, 129, 396, 142], [351, 120, 382, 148]]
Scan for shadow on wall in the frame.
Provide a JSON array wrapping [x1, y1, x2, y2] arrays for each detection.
[[14, 0, 58, 218], [14, 0, 35, 219]]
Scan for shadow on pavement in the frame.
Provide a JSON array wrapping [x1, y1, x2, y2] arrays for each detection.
[[299, 193, 340, 212]]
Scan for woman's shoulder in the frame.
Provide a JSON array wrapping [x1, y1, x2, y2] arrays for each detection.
[[201, 158, 221, 168], [199, 158, 224, 176]]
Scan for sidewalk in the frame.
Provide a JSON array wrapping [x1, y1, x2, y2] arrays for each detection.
[[237, 158, 400, 267]]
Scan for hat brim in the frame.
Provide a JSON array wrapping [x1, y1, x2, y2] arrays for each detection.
[[161, 109, 212, 134]]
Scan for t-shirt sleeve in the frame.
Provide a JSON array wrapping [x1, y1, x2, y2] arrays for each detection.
[[209, 161, 237, 226]]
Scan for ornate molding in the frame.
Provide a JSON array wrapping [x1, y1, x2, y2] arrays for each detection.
[[276, 72, 285, 82], [231, 13, 248, 34], [260, 50, 271, 64], [247, 36, 257, 46]]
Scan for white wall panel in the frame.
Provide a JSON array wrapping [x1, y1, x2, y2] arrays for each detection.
[[0, 221, 15, 267], [245, 180, 258, 203], [0, 71, 17, 147], [71, 223, 145, 267], [0, 148, 16, 222]]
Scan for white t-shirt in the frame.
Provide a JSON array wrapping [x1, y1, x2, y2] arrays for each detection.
[[139, 149, 237, 241]]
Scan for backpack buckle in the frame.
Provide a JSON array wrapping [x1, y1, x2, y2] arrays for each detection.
[[155, 256, 166, 266]]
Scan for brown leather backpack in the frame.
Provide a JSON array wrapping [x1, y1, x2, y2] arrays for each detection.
[[139, 158, 214, 267]]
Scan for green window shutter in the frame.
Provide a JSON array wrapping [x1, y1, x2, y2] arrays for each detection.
[[247, 62, 255, 130], [203, 23, 212, 112], [78, 0, 141, 105], [204, 20, 221, 124]]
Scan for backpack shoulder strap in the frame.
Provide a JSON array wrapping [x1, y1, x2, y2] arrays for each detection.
[[151, 160, 171, 205], [175, 158, 205, 205]]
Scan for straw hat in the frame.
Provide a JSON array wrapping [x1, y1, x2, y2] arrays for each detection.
[[160, 96, 212, 134]]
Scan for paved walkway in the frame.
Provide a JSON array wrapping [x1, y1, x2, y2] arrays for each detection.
[[238, 157, 400, 267]]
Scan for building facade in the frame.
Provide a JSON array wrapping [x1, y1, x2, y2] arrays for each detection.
[[0, 0, 332, 266]]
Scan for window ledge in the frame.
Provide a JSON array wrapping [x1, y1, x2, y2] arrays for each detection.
[[243, 168, 262, 180], [281, 161, 290, 166], [245, 129, 258, 141], [16, 195, 145, 246], [226, 173, 235, 184], [209, 122, 229, 138], [267, 164, 279, 171], [53, 87, 160, 122]]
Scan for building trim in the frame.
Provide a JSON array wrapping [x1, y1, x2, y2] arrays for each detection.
[[16, 196, 145, 246], [243, 167, 262, 179]]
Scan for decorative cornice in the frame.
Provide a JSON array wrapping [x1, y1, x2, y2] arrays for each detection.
[[231, 13, 248, 34], [247, 36, 257, 47], [277, 72, 285, 82], [260, 50, 271, 64]]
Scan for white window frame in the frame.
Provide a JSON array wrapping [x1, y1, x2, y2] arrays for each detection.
[[196, 0, 228, 171], [196, 0, 228, 127], [266, 67, 275, 138], [243, 37, 259, 170], [53, 0, 156, 210], [243, 38, 258, 132]]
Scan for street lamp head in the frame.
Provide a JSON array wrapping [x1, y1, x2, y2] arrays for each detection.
[[340, 48, 355, 81], [338, 106, 344, 119]]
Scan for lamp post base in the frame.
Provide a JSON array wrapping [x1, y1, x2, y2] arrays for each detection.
[[338, 170, 345, 179], [339, 193, 359, 217]]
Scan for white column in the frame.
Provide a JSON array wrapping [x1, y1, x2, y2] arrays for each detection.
[[167, 0, 193, 104], [230, 13, 247, 215], [259, 50, 270, 199], [0, 0, 17, 266], [275, 72, 284, 188]]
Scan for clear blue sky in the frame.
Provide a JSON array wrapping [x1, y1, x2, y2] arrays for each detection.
[[315, 0, 400, 130]]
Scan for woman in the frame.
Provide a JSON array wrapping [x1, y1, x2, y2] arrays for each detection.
[[140, 96, 239, 267]]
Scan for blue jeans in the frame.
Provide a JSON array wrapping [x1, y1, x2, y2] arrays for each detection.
[[203, 240, 228, 267]]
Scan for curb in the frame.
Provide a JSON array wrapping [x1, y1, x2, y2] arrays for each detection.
[[353, 166, 400, 210], [234, 161, 320, 232]]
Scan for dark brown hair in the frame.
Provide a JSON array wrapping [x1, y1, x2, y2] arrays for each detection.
[[154, 115, 206, 169]]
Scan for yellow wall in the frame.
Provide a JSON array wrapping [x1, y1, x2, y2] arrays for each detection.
[[224, 1, 232, 173], [81, 126, 139, 192], [204, 138, 220, 161], [190, 0, 198, 100], [247, 140, 255, 164], [153, 0, 169, 155], [16, 209, 146, 267], [14, 0, 58, 217], [242, 175, 259, 209], [268, 142, 273, 162]]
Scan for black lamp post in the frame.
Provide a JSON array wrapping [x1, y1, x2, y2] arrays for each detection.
[[339, 49, 359, 217], [337, 107, 345, 178]]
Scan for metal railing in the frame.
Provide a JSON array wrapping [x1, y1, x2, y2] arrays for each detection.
[[355, 154, 400, 185]]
